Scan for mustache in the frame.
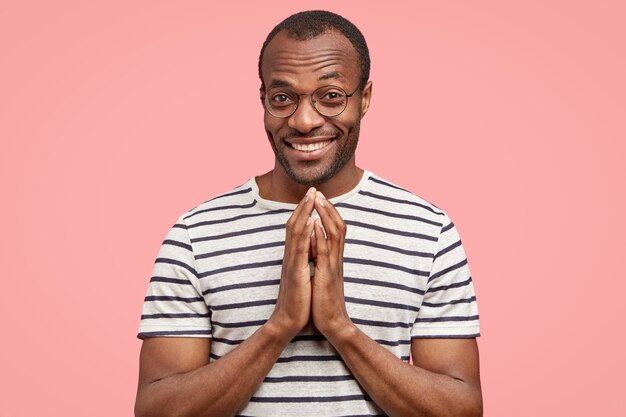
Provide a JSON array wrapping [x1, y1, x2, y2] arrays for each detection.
[[283, 129, 340, 141]]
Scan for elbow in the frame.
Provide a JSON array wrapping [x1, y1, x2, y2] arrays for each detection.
[[134, 401, 146, 417], [134, 392, 145, 417], [134, 396, 154, 417], [134, 384, 180, 417], [469, 401, 483, 417], [472, 385, 483, 417], [462, 390, 483, 417], [443, 397, 482, 417], [134, 391, 176, 417], [135, 402, 185, 417], [135, 403, 182, 417], [458, 375, 483, 417], [446, 382, 482, 417]]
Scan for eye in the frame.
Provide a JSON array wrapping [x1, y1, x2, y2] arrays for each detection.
[[323, 91, 343, 100], [315, 88, 347, 105], [269, 91, 296, 106]]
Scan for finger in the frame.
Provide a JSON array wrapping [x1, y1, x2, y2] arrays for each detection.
[[285, 188, 317, 249], [294, 217, 315, 264], [290, 187, 317, 226], [314, 192, 346, 244], [310, 230, 317, 260], [314, 218, 330, 267]]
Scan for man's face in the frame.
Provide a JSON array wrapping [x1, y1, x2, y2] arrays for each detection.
[[261, 30, 371, 187]]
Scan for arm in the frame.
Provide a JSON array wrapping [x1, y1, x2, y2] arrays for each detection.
[[135, 188, 319, 417], [310, 192, 482, 416], [325, 327, 482, 417], [135, 323, 292, 417]]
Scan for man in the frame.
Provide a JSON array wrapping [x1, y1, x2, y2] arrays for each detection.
[[135, 10, 482, 417]]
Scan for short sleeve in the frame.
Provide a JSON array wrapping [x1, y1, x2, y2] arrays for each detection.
[[137, 215, 211, 339], [411, 215, 480, 339]]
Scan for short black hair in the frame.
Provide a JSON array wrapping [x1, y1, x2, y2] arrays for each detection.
[[258, 10, 370, 91]]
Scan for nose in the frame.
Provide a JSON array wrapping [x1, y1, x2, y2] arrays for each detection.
[[287, 95, 325, 133]]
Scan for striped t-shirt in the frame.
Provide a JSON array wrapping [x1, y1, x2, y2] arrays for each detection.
[[138, 171, 479, 416]]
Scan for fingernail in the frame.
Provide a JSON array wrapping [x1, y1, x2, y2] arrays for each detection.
[[317, 196, 326, 207], [305, 187, 316, 202], [306, 217, 312, 225], [317, 191, 326, 199]]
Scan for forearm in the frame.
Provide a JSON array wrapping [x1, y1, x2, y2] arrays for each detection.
[[326, 324, 482, 417], [135, 321, 291, 417]]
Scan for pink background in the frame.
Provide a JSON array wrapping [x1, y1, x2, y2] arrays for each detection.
[[1, 1, 624, 415]]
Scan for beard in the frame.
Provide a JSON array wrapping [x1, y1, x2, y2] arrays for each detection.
[[266, 120, 361, 187]]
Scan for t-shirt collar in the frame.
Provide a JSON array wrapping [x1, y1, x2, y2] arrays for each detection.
[[250, 170, 372, 210]]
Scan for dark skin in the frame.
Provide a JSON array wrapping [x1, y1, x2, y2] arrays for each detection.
[[257, 30, 369, 202], [135, 30, 482, 417]]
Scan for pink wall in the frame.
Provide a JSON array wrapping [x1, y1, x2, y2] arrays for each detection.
[[1, 1, 624, 415]]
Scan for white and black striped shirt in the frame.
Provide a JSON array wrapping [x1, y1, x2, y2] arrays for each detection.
[[138, 171, 479, 416]]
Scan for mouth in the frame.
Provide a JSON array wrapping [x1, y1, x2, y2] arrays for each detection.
[[288, 140, 332, 152]]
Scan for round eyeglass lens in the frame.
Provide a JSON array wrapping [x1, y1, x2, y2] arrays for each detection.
[[264, 85, 349, 118], [264, 89, 298, 118], [311, 86, 348, 116]]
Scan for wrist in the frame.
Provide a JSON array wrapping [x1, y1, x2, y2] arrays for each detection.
[[264, 314, 301, 344], [318, 316, 358, 344]]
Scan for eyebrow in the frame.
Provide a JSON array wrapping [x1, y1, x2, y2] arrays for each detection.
[[318, 71, 348, 83], [268, 79, 293, 89]]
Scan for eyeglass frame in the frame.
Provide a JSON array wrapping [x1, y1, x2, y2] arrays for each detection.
[[260, 84, 362, 118]]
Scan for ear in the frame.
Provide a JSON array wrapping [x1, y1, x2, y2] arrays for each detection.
[[359, 80, 372, 118]]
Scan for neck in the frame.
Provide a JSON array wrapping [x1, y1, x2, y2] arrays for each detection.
[[256, 161, 364, 204]]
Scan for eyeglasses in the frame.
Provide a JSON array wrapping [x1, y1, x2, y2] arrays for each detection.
[[261, 85, 360, 118]]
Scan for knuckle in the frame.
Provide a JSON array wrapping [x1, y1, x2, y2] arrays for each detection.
[[318, 245, 330, 255], [295, 242, 308, 254], [328, 229, 341, 240], [286, 223, 301, 238]]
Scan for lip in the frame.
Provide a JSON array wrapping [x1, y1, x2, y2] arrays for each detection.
[[286, 135, 336, 145], [284, 136, 336, 161]]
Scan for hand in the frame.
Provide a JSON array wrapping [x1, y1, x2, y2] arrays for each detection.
[[268, 187, 316, 339], [311, 192, 353, 337]]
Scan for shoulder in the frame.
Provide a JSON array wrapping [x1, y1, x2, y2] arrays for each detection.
[[175, 179, 257, 227], [361, 172, 451, 228]]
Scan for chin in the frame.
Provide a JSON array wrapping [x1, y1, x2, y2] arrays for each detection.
[[287, 168, 332, 187], [285, 159, 350, 187]]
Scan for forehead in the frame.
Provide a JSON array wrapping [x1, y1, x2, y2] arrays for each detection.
[[261, 30, 361, 88]]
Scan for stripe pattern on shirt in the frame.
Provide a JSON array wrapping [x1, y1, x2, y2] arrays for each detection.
[[138, 172, 479, 416]]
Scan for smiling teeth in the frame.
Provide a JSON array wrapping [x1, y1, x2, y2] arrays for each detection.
[[292, 141, 331, 152]]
